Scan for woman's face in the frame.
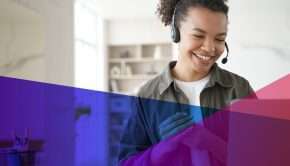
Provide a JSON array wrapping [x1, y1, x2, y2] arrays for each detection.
[[178, 7, 228, 74]]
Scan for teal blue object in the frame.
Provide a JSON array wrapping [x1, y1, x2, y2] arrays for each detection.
[[158, 112, 193, 140], [190, 105, 204, 125]]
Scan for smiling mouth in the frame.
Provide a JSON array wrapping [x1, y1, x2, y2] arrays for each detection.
[[192, 52, 212, 62]]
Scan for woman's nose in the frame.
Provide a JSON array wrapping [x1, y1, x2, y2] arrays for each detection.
[[201, 39, 215, 54]]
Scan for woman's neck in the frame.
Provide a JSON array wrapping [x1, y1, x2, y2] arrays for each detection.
[[172, 61, 209, 82]]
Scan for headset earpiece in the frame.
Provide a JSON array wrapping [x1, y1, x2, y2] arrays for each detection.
[[171, 23, 180, 43], [171, 5, 180, 43]]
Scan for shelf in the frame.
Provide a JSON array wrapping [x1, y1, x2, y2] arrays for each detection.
[[109, 57, 171, 63], [110, 74, 157, 80]]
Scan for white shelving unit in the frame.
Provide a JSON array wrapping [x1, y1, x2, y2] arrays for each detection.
[[108, 43, 173, 95], [107, 42, 173, 166]]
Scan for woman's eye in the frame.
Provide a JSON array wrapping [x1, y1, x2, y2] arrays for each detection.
[[216, 39, 225, 42], [192, 34, 204, 38]]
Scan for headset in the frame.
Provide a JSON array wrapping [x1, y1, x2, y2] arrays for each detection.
[[170, 4, 229, 64], [170, 4, 180, 43]]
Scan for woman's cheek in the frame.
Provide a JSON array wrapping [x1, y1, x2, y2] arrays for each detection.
[[216, 44, 225, 56]]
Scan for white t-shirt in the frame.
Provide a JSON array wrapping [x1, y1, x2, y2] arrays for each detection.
[[174, 74, 211, 166], [174, 74, 211, 124], [174, 74, 210, 106]]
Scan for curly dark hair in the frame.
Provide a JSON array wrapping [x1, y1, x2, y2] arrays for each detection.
[[156, 0, 229, 27]]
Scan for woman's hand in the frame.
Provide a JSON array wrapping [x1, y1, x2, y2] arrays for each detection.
[[159, 112, 193, 140], [150, 113, 193, 165], [151, 113, 227, 165]]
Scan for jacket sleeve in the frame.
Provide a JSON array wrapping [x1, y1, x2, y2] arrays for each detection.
[[118, 96, 153, 164]]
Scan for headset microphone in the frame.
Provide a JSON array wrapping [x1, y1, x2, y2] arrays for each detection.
[[221, 42, 229, 64]]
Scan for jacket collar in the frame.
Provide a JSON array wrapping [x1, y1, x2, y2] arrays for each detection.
[[158, 61, 233, 95]]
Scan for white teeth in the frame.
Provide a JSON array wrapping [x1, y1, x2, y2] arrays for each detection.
[[193, 53, 211, 61]]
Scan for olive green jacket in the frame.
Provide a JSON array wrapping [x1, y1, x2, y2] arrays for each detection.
[[119, 61, 256, 162], [138, 61, 255, 109]]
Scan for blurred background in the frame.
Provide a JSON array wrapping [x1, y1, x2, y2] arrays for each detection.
[[0, 0, 290, 165]]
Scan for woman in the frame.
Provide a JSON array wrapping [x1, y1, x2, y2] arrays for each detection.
[[118, 0, 256, 165]]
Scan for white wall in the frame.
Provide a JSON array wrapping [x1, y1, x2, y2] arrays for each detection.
[[94, 0, 157, 19], [0, 22, 45, 81], [0, 0, 46, 82], [107, 18, 171, 45], [1, 0, 75, 86], [220, 0, 290, 98]]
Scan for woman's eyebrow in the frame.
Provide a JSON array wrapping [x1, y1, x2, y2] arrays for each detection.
[[192, 28, 206, 33]]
